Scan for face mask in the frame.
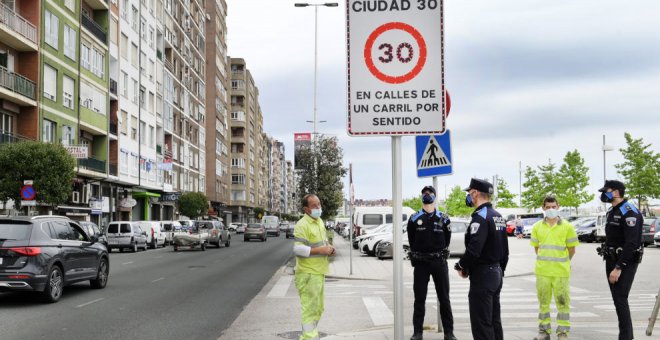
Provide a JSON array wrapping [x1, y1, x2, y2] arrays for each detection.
[[310, 208, 322, 219], [544, 208, 560, 219], [465, 193, 473, 207], [600, 192, 613, 203], [422, 194, 435, 204]]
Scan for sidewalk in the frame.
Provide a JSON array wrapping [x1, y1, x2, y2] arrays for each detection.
[[219, 233, 536, 340]]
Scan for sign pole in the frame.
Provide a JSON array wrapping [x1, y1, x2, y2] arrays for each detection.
[[349, 163, 354, 276], [433, 175, 444, 333], [392, 136, 404, 339]]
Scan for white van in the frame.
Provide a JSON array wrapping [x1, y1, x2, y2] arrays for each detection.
[[137, 221, 167, 249], [161, 220, 183, 245], [352, 206, 415, 236], [262, 215, 280, 237], [595, 212, 607, 242]]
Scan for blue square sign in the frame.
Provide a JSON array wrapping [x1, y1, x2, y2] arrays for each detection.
[[416, 131, 452, 178]]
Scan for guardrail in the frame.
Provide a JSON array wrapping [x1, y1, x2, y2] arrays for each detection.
[[81, 14, 106, 43], [79, 157, 106, 173], [0, 3, 37, 44], [0, 65, 35, 100]]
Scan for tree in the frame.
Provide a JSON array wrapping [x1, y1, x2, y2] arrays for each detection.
[[0, 141, 76, 207], [615, 133, 660, 205], [253, 207, 265, 220], [296, 135, 347, 219], [556, 150, 592, 213], [521, 166, 543, 209], [445, 185, 473, 217], [538, 160, 558, 195], [178, 192, 208, 219], [403, 197, 422, 212], [495, 177, 518, 208]]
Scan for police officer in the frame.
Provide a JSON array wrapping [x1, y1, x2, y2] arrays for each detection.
[[598, 180, 643, 340], [407, 186, 456, 340], [454, 178, 509, 340]]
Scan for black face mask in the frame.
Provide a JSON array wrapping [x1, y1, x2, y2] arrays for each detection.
[[600, 192, 614, 203], [422, 194, 435, 204]]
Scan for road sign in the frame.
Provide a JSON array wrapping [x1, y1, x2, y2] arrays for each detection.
[[20, 185, 36, 200], [21, 200, 36, 206], [416, 130, 452, 177], [347, 0, 445, 136]]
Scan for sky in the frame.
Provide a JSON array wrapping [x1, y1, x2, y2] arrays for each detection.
[[225, 0, 660, 206]]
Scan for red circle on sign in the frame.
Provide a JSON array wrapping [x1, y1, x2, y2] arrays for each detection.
[[445, 91, 451, 118], [364, 22, 427, 84], [21, 186, 36, 200]]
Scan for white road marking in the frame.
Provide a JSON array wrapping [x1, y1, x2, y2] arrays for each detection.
[[267, 276, 293, 298], [76, 298, 105, 308], [451, 312, 598, 318], [151, 277, 165, 283], [445, 304, 575, 310], [122, 261, 134, 265], [363, 296, 393, 326]]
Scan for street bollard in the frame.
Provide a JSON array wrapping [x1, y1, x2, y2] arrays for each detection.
[[646, 287, 660, 336]]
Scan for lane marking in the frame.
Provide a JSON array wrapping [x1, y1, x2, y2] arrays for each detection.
[[151, 277, 165, 283], [363, 296, 393, 326], [122, 261, 134, 265], [76, 298, 105, 308], [450, 312, 599, 318], [267, 276, 293, 298]]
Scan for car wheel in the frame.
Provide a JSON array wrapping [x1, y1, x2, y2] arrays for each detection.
[[119, 248, 124, 253], [90, 258, 109, 289], [201, 242, 206, 251], [151, 239, 157, 249], [244, 237, 248, 242], [132, 243, 138, 253], [107, 247, 112, 253], [42, 266, 64, 303], [174, 245, 179, 252], [225, 237, 230, 247]]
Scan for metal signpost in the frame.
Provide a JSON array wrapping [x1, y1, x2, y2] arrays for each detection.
[[347, 1, 445, 338]]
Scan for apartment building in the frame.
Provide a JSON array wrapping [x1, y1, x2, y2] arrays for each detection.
[[204, 0, 231, 221], [266, 137, 286, 215], [285, 160, 297, 214]]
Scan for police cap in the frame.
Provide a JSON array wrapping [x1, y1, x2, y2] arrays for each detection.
[[463, 178, 494, 194], [421, 185, 436, 195], [598, 180, 625, 194]]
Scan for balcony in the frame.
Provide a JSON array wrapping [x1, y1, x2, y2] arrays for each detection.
[[78, 157, 106, 173], [81, 14, 107, 44], [156, 49, 163, 60], [0, 3, 37, 51], [85, 0, 109, 10], [109, 79, 117, 95], [164, 58, 174, 72], [0, 65, 36, 105], [0, 131, 33, 145], [156, 144, 162, 154], [109, 163, 118, 176], [109, 122, 117, 135]]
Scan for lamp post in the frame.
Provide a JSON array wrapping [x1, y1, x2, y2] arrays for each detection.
[[294, 2, 338, 139], [602, 135, 614, 181]]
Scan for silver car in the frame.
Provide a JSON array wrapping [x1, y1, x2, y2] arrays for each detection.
[[195, 221, 230, 248]]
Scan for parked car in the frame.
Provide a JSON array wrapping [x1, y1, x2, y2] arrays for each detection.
[[195, 221, 230, 248], [235, 224, 246, 234], [0, 215, 109, 303], [137, 221, 166, 249], [172, 223, 209, 251], [521, 217, 544, 238], [286, 224, 295, 239], [106, 221, 148, 252], [575, 218, 597, 243], [448, 219, 469, 256], [354, 223, 391, 249], [161, 220, 183, 245], [655, 231, 660, 247], [228, 223, 243, 232], [80, 221, 107, 249], [279, 222, 289, 232], [642, 218, 659, 247], [244, 223, 267, 242], [262, 216, 280, 237]]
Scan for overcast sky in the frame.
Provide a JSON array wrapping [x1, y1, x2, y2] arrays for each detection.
[[226, 0, 660, 205]]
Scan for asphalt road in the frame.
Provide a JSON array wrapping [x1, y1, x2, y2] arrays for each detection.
[[0, 233, 294, 340]]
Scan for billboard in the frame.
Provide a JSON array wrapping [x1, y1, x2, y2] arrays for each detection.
[[294, 133, 312, 170]]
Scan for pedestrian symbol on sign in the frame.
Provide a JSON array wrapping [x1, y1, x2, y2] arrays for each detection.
[[418, 136, 450, 169]]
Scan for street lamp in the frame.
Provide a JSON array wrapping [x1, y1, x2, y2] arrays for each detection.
[[294, 2, 338, 139], [602, 134, 614, 181]]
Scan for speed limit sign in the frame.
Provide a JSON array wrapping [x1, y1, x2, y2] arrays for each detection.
[[347, 0, 445, 136]]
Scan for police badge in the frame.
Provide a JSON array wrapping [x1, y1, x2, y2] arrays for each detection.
[[625, 217, 637, 227], [417, 220, 423, 225]]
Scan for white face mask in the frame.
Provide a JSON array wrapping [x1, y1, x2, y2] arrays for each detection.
[[544, 208, 560, 219]]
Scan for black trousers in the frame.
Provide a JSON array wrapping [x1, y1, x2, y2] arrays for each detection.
[[606, 260, 639, 340], [412, 259, 453, 334], [468, 264, 503, 340]]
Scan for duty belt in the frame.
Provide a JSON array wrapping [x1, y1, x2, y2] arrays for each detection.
[[596, 243, 644, 263], [410, 249, 450, 262]]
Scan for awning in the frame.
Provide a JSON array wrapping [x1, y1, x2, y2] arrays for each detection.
[[132, 191, 161, 198]]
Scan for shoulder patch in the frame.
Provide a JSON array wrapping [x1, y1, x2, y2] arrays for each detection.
[[620, 202, 640, 215], [625, 217, 637, 227], [411, 210, 424, 222], [470, 222, 480, 234], [477, 207, 488, 219]]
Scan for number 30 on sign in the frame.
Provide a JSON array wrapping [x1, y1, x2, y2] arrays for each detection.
[[347, 0, 446, 136]]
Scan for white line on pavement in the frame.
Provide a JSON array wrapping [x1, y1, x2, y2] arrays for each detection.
[[363, 296, 393, 326], [76, 298, 105, 308], [267, 276, 293, 298], [151, 277, 165, 283], [451, 312, 599, 318], [122, 261, 134, 265]]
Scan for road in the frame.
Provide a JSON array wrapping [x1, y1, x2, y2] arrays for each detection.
[[0, 234, 294, 340]]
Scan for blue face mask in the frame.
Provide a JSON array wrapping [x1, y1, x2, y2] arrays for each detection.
[[310, 208, 322, 219], [465, 193, 473, 207], [600, 192, 613, 203], [422, 194, 435, 204]]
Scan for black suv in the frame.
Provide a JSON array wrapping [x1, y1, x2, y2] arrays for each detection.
[[0, 216, 109, 303]]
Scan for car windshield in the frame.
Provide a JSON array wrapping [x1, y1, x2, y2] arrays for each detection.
[[196, 221, 213, 229], [247, 224, 262, 229], [522, 218, 542, 226], [452, 221, 468, 233], [0, 222, 31, 241]]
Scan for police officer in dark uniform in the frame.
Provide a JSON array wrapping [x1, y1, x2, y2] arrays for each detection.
[[407, 186, 456, 340], [454, 178, 509, 340], [598, 180, 644, 340]]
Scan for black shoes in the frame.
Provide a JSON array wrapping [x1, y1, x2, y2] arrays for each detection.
[[444, 333, 457, 340], [410, 332, 423, 340]]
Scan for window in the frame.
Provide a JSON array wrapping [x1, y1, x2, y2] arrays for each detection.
[[139, 121, 146, 144], [149, 125, 154, 148], [45, 11, 58, 48], [50, 221, 72, 240], [363, 214, 383, 225], [132, 6, 139, 31], [42, 119, 55, 143], [131, 43, 138, 68], [61, 125, 73, 145], [132, 79, 138, 103], [43, 64, 57, 101], [120, 34, 128, 60], [131, 116, 138, 140], [81, 43, 90, 70], [63, 25, 76, 60], [120, 110, 128, 135], [121, 71, 128, 97], [64, 0, 75, 11], [63, 75, 74, 109]]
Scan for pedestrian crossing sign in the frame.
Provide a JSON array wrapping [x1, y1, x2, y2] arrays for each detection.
[[415, 131, 452, 177]]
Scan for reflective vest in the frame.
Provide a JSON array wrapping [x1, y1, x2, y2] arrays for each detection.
[[294, 214, 329, 275], [530, 218, 579, 277]]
